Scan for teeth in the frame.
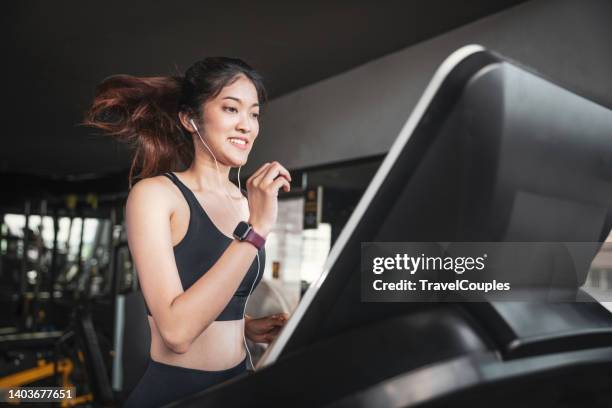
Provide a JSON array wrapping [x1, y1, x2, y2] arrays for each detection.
[[229, 138, 247, 145]]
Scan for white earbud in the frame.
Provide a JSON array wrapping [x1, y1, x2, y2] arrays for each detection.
[[189, 118, 199, 132]]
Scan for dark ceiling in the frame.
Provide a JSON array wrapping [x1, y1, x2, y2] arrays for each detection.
[[2, 0, 527, 180]]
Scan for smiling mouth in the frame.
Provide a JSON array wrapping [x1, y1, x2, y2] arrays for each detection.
[[228, 137, 249, 149]]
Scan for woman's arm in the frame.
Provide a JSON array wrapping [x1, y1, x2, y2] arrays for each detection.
[[126, 177, 259, 354], [127, 162, 291, 354]]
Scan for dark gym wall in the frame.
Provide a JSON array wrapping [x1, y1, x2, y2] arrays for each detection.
[[246, 0, 612, 173], [0, 0, 528, 180]]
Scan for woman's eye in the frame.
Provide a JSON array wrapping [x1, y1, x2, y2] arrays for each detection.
[[223, 106, 238, 113], [252, 112, 260, 119]]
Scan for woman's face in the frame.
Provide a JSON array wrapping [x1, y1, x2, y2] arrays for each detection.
[[197, 75, 260, 167]]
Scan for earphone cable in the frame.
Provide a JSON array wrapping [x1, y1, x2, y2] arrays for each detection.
[[192, 122, 259, 370]]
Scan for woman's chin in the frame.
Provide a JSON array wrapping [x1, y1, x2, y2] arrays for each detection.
[[214, 149, 248, 167], [228, 153, 249, 167], [222, 157, 247, 168]]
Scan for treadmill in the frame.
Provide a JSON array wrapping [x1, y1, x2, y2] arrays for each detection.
[[169, 45, 612, 408]]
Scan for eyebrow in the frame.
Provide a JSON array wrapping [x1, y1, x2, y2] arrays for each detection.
[[222, 96, 259, 107]]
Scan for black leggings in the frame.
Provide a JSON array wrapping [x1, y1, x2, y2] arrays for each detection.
[[124, 358, 247, 407]]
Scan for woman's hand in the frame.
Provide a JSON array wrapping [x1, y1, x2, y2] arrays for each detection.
[[246, 162, 291, 238], [245, 313, 289, 344]]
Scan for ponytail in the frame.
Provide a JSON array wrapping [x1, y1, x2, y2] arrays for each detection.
[[85, 57, 267, 188], [83, 75, 194, 187]]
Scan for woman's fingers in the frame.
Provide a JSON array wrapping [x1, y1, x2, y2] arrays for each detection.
[[263, 327, 282, 343], [248, 316, 287, 343], [266, 314, 289, 329], [271, 313, 289, 323], [266, 319, 285, 329], [246, 162, 291, 196], [269, 326, 282, 335], [269, 177, 291, 194], [261, 162, 291, 185], [252, 162, 272, 178], [249, 313, 289, 336], [247, 162, 271, 185]]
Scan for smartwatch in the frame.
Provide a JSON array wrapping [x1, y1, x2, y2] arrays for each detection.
[[233, 221, 266, 250]]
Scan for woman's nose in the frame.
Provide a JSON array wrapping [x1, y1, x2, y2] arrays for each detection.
[[236, 112, 252, 133]]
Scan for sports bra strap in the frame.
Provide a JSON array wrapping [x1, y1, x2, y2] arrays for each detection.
[[165, 171, 247, 199], [163, 172, 202, 208]]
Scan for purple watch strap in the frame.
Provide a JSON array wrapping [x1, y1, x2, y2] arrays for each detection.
[[244, 227, 265, 250]]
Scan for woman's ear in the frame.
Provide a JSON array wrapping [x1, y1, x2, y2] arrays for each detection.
[[178, 111, 196, 132]]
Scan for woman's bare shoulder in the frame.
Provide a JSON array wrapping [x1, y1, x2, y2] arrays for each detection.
[[126, 175, 180, 212]]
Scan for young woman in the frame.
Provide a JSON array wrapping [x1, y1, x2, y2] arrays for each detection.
[[85, 57, 291, 407]]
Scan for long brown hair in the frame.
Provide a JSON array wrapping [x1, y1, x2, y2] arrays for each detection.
[[84, 57, 267, 187]]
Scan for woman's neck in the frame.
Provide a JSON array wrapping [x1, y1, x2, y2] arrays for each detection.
[[186, 156, 236, 194]]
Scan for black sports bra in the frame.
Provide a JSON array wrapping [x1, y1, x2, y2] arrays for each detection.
[[142, 172, 264, 321]]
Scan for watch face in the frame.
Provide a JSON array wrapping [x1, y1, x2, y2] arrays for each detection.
[[233, 221, 251, 240]]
